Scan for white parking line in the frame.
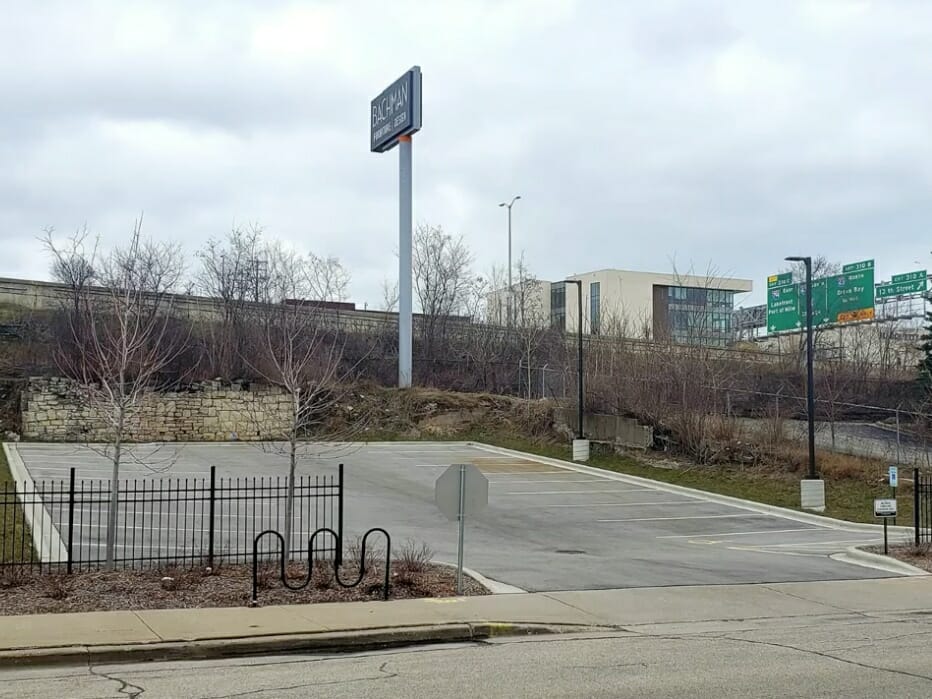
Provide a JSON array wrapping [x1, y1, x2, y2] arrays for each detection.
[[656, 528, 823, 539], [598, 514, 760, 523], [484, 472, 568, 476], [484, 479, 608, 484], [511, 500, 697, 508], [502, 489, 653, 496]]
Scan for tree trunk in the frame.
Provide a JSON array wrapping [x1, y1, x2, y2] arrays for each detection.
[[284, 440, 296, 562], [105, 406, 124, 570]]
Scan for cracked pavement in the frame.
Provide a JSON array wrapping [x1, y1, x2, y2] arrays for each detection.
[[5, 611, 932, 698]]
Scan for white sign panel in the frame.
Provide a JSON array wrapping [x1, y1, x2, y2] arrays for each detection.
[[888, 466, 898, 488], [874, 498, 897, 518], [435, 464, 488, 521]]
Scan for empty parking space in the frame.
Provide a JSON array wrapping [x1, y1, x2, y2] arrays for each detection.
[[9, 441, 898, 591]]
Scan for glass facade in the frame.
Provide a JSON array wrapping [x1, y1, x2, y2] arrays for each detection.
[[550, 282, 566, 330], [590, 281, 601, 335], [663, 286, 735, 346]]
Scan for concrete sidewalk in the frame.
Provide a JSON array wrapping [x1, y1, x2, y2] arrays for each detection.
[[2, 576, 932, 666]]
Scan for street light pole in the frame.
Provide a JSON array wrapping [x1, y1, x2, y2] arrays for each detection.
[[499, 196, 521, 325], [565, 279, 584, 439], [786, 255, 817, 480]]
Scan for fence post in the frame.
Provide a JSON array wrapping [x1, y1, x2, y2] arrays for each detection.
[[67, 468, 76, 575], [914, 468, 920, 547], [336, 463, 344, 568], [208, 465, 216, 569]]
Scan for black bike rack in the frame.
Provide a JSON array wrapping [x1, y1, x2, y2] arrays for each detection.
[[251, 527, 391, 605]]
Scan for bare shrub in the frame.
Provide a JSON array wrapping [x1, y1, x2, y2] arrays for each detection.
[[345, 535, 383, 570], [397, 539, 434, 574], [42, 574, 69, 601], [0, 566, 30, 589]]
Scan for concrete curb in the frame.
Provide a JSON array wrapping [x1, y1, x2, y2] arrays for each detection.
[[434, 561, 527, 594], [2, 443, 67, 564], [832, 546, 930, 577], [469, 442, 914, 536], [0, 622, 602, 668]]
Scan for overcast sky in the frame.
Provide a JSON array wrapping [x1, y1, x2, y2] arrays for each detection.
[[2, 0, 930, 308]]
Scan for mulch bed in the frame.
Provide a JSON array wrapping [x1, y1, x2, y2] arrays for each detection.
[[865, 543, 932, 573], [0, 561, 488, 615]]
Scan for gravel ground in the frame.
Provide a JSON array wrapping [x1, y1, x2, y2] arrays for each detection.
[[0, 561, 488, 615]]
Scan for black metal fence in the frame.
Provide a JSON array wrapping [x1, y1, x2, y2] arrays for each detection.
[[0, 465, 343, 572], [915, 468, 932, 546]]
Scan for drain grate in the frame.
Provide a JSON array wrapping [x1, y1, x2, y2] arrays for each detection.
[[554, 549, 586, 555]]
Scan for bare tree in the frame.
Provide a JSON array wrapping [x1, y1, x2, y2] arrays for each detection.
[[413, 223, 474, 356], [379, 278, 399, 313], [40, 227, 100, 345], [52, 222, 190, 568], [308, 253, 350, 302], [511, 257, 549, 400], [242, 245, 366, 554], [195, 225, 267, 378]]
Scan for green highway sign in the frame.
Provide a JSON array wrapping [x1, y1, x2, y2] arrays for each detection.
[[830, 268, 875, 322], [877, 278, 928, 299], [800, 277, 830, 325], [767, 283, 800, 332], [766, 260, 877, 333], [843, 259, 874, 273], [767, 272, 793, 289], [892, 270, 926, 283]]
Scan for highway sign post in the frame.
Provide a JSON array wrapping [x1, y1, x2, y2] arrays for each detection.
[[874, 497, 897, 554], [435, 464, 488, 594], [371, 66, 423, 388]]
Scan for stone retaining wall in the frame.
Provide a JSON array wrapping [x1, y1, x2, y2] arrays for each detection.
[[21, 377, 292, 442]]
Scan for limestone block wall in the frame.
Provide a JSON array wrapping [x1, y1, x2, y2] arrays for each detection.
[[21, 377, 293, 442]]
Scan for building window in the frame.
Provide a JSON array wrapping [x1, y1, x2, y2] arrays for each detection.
[[590, 281, 600, 335], [660, 285, 738, 346], [550, 282, 566, 331]]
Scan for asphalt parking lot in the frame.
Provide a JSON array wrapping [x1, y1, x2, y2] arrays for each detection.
[[10, 441, 897, 592]]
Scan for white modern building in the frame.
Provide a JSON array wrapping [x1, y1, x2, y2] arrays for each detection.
[[488, 268, 753, 346]]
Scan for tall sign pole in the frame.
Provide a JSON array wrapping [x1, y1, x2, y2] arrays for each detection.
[[371, 67, 423, 388], [398, 134, 413, 386]]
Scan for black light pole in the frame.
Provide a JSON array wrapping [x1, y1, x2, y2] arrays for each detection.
[[786, 255, 817, 479], [565, 280, 584, 439]]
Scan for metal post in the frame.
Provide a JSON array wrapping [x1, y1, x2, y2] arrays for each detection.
[[507, 205, 512, 327], [896, 407, 902, 465], [884, 517, 889, 556], [803, 259, 817, 479], [398, 135, 413, 388], [456, 464, 465, 595], [67, 467, 76, 574], [207, 465, 216, 568], [337, 463, 344, 568], [915, 468, 921, 547], [564, 280, 585, 438]]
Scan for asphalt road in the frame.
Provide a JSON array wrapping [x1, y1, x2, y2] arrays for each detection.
[[6, 616, 932, 698], [12, 441, 899, 591]]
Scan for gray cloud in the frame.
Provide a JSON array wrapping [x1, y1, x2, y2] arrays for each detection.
[[1, 0, 931, 308]]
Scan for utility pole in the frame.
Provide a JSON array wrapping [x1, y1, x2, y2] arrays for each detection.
[[499, 196, 521, 326]]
